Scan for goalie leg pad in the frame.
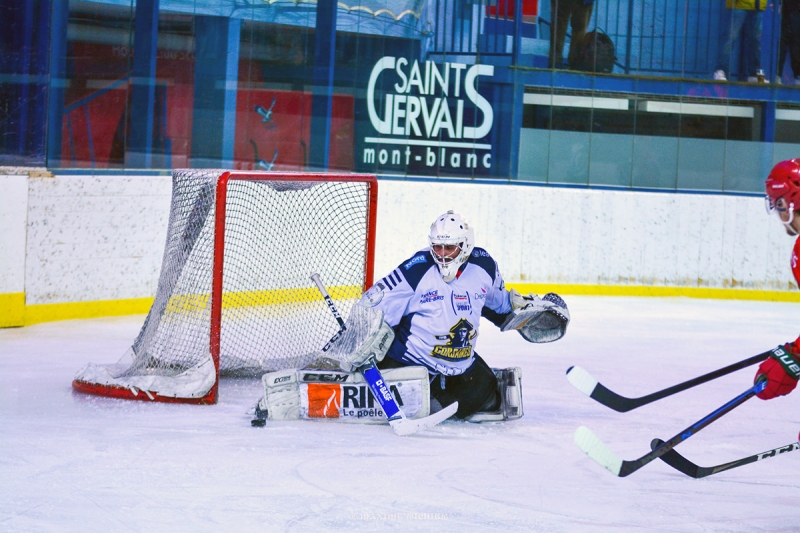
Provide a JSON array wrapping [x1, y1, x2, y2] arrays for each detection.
[[466, 367, 524, 423], [259, 369, 301, 421], [257, 366, 430, 423]]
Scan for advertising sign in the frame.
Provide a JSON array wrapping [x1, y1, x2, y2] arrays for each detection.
[[356, 56, 497, 176]]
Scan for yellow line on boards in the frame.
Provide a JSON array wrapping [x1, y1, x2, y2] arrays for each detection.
[[0, 285, 365, 327], [164, 286, 363, 313], [2, 283, 799, 328], [506, 283, 800, 302], [0, 293, 25, 327], [23, 297, 156, 326]]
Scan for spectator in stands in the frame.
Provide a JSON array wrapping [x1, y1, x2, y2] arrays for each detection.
[[778, 0, 800, 84], [714, 0, 767, 82], [548, 0, 595, 69]]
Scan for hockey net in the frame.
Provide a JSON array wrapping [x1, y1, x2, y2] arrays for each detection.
[[73, 170, 377, 404]]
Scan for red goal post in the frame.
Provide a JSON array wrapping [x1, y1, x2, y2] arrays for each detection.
[[73, 170, 378, 404]]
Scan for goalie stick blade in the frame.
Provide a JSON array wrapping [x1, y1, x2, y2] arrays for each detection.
[[573, 381, 765, 477], [651, 438, 800, 479], [389, 402, 458, 436]]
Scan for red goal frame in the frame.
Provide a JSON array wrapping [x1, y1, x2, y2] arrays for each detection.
[[208, 172, 378, 403], [73, 171, 378, 404]]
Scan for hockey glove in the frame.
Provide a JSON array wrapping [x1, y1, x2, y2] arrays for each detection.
[[328, 304, 394, 373], [754, 341, 800, 400], [500, 289, 570, 343]]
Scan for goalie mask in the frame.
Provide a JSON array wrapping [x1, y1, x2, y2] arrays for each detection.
[[428, 210, 474, 282], [765, 158, 800, 236]]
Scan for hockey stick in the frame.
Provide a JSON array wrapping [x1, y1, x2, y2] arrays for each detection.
[[309, 273, 457, 436], [566, 351, 770, 412], [650, 437, 800, 478], [574, 379, 767, 477]]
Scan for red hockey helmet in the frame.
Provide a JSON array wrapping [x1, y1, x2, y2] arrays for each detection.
[[766, 158, 800, 209], [766, 159, 800, 234]]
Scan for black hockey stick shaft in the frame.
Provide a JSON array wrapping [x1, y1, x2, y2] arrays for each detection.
[[310, 272, 346, 352], [310, 272, 346, 329], [618, 380, 767, 476], [571, 351, 770, 412], [651, 438, 800, 478], [576, 379, 767, 477]]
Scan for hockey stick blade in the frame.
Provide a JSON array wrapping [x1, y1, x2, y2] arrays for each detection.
[[650, 437, 800, 478], [574, 380, 766, 477], [389, 401, 459, 436], [566, 351, 770, 413]]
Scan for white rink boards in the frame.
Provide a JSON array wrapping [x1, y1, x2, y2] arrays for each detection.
[[1, 174, 796, 316]]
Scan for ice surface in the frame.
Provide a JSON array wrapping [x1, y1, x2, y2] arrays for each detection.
[[1, 297, 799, 532]]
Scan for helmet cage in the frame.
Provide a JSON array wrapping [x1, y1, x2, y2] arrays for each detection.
[[765, 158, 800, 236], [428, 211, 474, 282], [765, 196, 799, 235]]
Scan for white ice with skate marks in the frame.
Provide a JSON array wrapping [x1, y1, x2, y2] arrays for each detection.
[[1, 296, 799, 532]]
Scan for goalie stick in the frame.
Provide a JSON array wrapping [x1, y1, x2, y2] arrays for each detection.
[[309, 273, 457, 436], [650, 437, 800, 478], [574, 379, 767, 477], [566, 351, 770, 412]]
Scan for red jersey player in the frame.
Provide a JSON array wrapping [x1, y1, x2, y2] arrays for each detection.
[[756, 159, 800, 399]]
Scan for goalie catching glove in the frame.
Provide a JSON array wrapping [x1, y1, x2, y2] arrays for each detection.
[[324, 303, 394, 373], [500, 289, 570, 343]]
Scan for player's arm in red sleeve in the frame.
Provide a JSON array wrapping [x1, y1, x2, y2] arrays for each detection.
[[754, 338, 800, 400]]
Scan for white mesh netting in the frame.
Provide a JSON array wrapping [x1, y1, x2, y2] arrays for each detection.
[[73, 169, 375, 402]]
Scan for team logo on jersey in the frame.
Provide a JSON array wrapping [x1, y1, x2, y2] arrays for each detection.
[[404, 255, 427, 270], [363, 282, 386, 306], [451, 292, 472, 313], [420, 290, 444, 304], [431, 318, 476, 361]]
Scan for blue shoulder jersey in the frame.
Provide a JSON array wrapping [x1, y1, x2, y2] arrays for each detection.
[[359, 247, 512, 376]]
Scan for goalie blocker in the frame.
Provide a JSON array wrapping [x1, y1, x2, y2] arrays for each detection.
[[253, 365, 523, 425]]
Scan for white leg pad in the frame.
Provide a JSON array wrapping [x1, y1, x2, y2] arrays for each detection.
[[257, 366, 430, 424]]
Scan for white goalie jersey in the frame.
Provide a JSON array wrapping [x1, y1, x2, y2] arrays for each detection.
[[361, 247, 512, 376]]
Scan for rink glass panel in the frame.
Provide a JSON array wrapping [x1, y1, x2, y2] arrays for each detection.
[[4, 1, 800, 189]]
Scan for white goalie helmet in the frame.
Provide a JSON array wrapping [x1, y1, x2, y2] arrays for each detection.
[[428, 210, 474, 282]]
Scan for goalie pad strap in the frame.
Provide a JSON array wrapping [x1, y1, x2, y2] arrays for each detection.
[[258, 366, 430, 423]]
